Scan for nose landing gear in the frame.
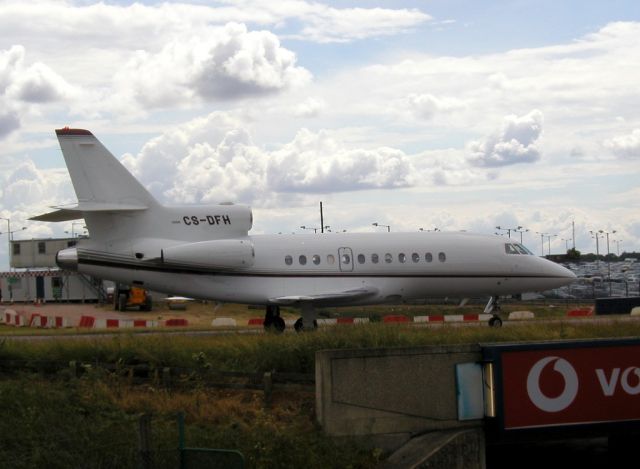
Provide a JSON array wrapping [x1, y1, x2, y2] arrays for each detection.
[[484, 296, 504, 328]]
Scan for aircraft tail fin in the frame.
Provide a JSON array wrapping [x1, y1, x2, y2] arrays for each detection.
[[55, 128, 157, 209]]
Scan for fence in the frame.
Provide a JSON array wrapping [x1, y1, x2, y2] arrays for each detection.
[[0, 359, 314, 468], [546, 278, 640, 300], [0, 358, 315, 408]]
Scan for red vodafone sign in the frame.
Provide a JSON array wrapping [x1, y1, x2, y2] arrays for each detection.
[[485, 340, 640, 430]]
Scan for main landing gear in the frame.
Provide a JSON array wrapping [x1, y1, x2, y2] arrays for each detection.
[[484, 296, 503, 328], [264, 305, 285, 333], [263, 304, 318, 333]]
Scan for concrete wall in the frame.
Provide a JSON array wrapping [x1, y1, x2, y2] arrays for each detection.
[[316, 344, 483, 442]]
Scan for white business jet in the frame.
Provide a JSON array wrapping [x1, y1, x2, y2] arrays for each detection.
[[32, 128, 575, 330]]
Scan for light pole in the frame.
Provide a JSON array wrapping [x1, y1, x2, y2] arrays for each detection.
[[599, 229, 616, 295], [612, 239, 622, 256], [599, 230, 616, 260], [372, 222, 390, 232], [496, 225, 523, 239], [546, 234, 557, 255], [513, 227, 529, 244], [0, 217, 10, 270], [0, 223, 26, 270], [589, 231, 600, 259], [535, 232, 549, 256], [561, 238, 572, 251]]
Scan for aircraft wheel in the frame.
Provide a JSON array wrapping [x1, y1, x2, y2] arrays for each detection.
[[489, 316, 503, 328], [263, 317, 273, 330], [294, 318, 304, 332], [273, 316, 286, 333], [118, 293, 127, 312]]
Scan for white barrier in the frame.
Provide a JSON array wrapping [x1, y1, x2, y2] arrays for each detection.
[[508, 311, 535, 320], [211, 317, 237, 327], [4, 310, 27, 327]]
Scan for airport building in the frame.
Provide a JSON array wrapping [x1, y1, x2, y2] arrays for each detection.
[[0, 237, 110, 303]]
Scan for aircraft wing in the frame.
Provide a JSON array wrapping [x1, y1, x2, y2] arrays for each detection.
[[269, 287, 378, 305]]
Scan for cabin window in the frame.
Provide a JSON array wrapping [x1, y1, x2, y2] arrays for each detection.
[[312, 254, 321, 265], [425, 252, 433, 263], [357, 254, 365, 264], [385, 253, 392, 263], [371, 253, 379, 264], [285, 255, 293, 266], [299, 255, 307, 265], [398, 253, 406, 263], [412, 253, 420, 263], [327, 254, 335, 265], [438, 252, 446, 262], [342, 253, 351, 264]]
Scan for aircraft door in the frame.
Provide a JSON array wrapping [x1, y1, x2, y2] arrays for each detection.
[[35, 276, 45, 300], [338, 247, 354, 272]]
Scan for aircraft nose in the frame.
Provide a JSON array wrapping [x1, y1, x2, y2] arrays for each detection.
[[552, 262, 576, 283]]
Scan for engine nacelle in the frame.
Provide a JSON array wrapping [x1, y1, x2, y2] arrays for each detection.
[[161, 239, 254, 270], [56, 247, 79, 271]]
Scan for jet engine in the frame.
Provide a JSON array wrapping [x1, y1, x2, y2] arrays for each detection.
[[161, 239, 254, 270]]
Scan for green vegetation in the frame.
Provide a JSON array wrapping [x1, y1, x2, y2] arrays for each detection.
[[0, 374, 376, 469], [566, 248, 581, 260], [2, 320, 639, 373], [1, 320, 639, 467]]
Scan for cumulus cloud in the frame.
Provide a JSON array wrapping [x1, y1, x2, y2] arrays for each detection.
[[1, 159, 73, 212], [1, 45, 73, 103], [604, 129, 640, 158], [122, 112, 415, 205], [405, 93, 464, 120], [294, 97, 326, 117], [0, 45, 75, 137], [0, 1, 431, 50], [468, 110, 544, 167], [114, 23, 310, 107], [267, 129, 413, 192], [0, 101, 20, 138], [296, 6, 431, 43]]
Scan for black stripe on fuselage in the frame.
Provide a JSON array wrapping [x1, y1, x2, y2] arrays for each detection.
[[78, 257, 567, 280]]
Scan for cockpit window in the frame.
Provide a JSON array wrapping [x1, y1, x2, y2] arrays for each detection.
[[505, 243, 534, 255], [505, 244, 519, 254], [516, 243, 534, 255]]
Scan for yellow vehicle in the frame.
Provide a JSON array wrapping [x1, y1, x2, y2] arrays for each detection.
[[114, 284, 152, 311]]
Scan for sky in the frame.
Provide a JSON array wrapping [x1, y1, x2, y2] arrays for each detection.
[[1, 0, 639, 269]]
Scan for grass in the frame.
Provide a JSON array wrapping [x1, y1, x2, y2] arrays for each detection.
[[1, 319, 639, 373], [0, 374, 379, 469], [1, 318, 638, 467]]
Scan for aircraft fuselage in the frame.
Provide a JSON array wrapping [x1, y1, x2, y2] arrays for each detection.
[[65, 231, 574, 306]]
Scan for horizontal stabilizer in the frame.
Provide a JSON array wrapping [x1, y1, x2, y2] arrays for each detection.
[[30, 202, 148, 222]]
